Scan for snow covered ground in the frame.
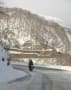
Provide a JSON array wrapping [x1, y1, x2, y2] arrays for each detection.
[[0, 45, 26, 83], [0, 45, 71, 83], [0, 46, 71, 90]]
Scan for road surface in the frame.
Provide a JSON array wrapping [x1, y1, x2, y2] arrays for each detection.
[[0, 70, 71, 90]]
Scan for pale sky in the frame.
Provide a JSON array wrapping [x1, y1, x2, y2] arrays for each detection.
[[2, 0, 71, 27]]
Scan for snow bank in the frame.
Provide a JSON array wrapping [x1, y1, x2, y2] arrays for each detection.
[[0, 46, 26, 83], [34, 64, 71, 71]]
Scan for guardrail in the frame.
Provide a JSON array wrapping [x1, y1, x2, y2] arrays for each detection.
[[12, 63, 71, 72]]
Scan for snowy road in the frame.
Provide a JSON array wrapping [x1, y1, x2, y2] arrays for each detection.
[[0, 70, 71, 90], [0, 45, 71, 90]]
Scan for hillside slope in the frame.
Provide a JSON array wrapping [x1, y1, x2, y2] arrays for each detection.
[[0, 7, 71, 54]]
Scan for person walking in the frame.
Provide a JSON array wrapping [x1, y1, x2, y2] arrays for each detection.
[[28, 59, 34, 71]]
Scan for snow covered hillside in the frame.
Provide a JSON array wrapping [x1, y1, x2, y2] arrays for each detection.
[[0, 7, 71, 66], [0, 7, 71, 54]]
